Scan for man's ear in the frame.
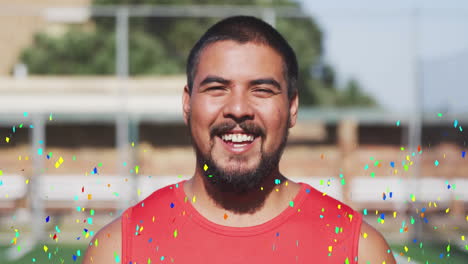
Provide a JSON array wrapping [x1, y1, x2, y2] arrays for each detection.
[[182, 85, 191, 125], [288, 90, 299, 128]]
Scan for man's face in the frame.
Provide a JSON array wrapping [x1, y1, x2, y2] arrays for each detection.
[[183, 40, 298, 193]]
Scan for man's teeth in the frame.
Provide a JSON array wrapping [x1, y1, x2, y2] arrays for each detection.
[[221, 134, 254, 143]]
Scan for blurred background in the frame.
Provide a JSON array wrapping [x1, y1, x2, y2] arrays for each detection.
[[0, 0, 467, 263]]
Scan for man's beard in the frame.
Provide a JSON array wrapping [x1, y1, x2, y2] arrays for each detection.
[[188, 115, 290, 212]]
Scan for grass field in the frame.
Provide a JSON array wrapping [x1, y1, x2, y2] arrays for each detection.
[[0, 243, 467, 263]]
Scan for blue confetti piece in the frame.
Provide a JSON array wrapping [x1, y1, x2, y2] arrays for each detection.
[[422, 207, 426, 213], [462, 151, 466, 158], [46, 154, 50, 160], [383, 193, 387, 200], [439, 253, 444, 259], [46, 216, 50, 223], [390, 161, 395, 168], [170, 202, 175, 208], [72, 255, 77, 261], [92, 167, 98, 174], [380, 213, 385, 219], [447, 184, 451, 189], [305, 189, 310, 193]]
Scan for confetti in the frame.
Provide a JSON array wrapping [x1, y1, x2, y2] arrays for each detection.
[[454, 120, 458, 128], [434, 160, 439, 166], [55, 157, 64, 168], [46, 216, 50, 223]]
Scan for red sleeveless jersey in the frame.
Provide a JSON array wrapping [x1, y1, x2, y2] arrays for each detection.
[[122, 180, 362, 264]]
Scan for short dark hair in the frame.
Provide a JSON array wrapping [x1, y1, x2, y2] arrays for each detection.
[[186, 15, 298, 99]]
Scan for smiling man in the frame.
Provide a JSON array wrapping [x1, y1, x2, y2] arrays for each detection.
[[84, 16, 396, 264]]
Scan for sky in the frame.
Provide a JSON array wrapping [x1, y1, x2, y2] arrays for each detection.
[[300, 0, 468, 113]]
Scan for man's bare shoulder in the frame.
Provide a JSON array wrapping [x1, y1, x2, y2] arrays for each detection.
[[82, 216, 122, 264], [358, 221, 396, 264]]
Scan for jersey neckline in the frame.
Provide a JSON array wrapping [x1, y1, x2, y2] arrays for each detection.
[[174, 180, 308, 237]]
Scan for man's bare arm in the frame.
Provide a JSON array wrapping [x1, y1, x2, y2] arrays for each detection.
[[358, 221, 396, 264], [82, 217, 122, 264]]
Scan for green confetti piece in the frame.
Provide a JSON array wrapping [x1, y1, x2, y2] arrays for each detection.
[[173, 229, 178, 238], [341, 178, 345, 185], [345, 257, 349, 264], [114, 252, 120, 263], [434, 160, 439, 166], [447, 244, 450, 252], [396, 120, 400, 126], [289, 201, 294, 207], [370, 172, 375, 178], [437, 113, 443, 117], [98, 162, 103, 167]]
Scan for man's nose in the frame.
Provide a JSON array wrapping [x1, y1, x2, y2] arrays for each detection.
[[222, 90, 254, 123]]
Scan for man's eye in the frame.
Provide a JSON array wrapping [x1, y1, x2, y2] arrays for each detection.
[[253, 88, 274, 94], [206, 86, 224, 91]]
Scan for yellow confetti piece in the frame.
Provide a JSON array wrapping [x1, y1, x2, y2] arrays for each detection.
[[462, 235, 465, 241], [203, 164, 208, 171], [87, 194, 92, 200], [137, 188, 141, 196], [135, 165, 139, 174], [95, 238, 98, 247], [446, 208, 450, 213], [152, 216, 155, 222], [43, 245, 48, 252], [393, 211, 397, 218], [25, 179, 29, 184], [5, 137, 9, 143], [337, 204, 341, 209], [328, 246, 333, 252], [0, 170, 2, 175], [404, 246, 408, 252], [192, 196, 196, 203], [55, 157, 64, 168], [363, 233, 368, 238]]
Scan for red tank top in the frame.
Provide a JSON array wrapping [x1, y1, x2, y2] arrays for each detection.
[[122, 180, 362, 263]]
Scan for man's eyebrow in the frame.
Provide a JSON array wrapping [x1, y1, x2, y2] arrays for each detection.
[[249, 78, 281, 91], [199, 76, 231, 87]]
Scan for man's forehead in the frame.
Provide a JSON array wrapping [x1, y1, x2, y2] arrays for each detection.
[[194, 40, 286, 86]]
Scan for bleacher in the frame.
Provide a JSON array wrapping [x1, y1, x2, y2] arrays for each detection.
[[2, 175, 466, 216]]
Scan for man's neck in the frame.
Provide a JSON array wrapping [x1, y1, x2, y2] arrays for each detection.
[[183, 169, 302, 227]]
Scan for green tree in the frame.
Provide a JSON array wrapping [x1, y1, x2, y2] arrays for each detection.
[[18, 0, 376, 107]]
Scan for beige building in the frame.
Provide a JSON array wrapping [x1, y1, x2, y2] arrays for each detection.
[[0, 0, 91, 75]]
